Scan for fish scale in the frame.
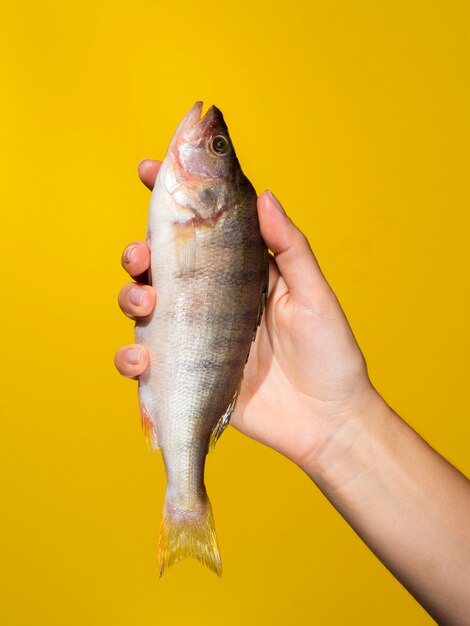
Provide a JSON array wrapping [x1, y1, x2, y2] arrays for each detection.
[[134, 102, 267, 576]]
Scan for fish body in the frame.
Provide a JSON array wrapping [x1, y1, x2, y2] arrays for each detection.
[[135, 102, 267, 575]]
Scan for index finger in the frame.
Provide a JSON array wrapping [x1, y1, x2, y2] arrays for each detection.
[[120, 159, 162, 281], [121, 241, 151, 281], [138, 158, 162, 190]]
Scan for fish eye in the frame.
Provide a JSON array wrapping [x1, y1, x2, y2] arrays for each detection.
[[211, 135, 230, 155]]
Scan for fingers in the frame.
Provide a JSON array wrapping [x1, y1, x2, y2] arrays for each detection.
[[114, 344, 149, 378], [257, 190, 331, 307], [115, 159, 161, 381], [119, 159, 161, 283], [118, 282, 156, 319], [121, 241, 151, 281], [138, 159, 162, 190]]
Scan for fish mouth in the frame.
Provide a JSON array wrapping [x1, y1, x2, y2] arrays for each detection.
[[173, 102, 227, 142], [177, 101, 204, 133]]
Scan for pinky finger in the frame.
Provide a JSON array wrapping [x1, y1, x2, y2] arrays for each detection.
[[114, 344, 149, 379]]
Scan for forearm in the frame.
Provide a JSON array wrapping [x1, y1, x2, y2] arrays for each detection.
[[301, 392, 470, 625]]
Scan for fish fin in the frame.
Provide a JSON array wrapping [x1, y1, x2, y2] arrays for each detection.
[[252, 249, 269, 344], [158, 494, 222, 577], [173, 218, 197, 275], [209, 381, 241, 450], [140, 406, 159, 451]]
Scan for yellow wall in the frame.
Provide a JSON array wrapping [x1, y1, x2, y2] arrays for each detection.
[[1, 2, 469, 624]]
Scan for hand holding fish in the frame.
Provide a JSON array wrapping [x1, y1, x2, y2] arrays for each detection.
[[115, 154, 470, 622], [116, 158, 375, 472]]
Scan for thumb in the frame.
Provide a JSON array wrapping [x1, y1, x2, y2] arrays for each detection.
[[257, 190, 329, 306]]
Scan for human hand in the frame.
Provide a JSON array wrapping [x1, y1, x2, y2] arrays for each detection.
[[115, 159, 379, 473]]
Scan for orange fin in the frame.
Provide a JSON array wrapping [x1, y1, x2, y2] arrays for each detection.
[[140, 406, 159, 451], [158, 495, 222, 577], [173, 219, 197, 276]]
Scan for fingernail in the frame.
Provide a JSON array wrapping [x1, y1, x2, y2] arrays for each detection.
[[123, 243, 139, 264], [129, 286, 148, 306], [138, 159, 150, 169], [126, 348, 142, 364], [267, 190, 286, 214]]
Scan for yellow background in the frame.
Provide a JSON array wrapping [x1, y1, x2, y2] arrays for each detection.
[[1, 1, 469, 624]]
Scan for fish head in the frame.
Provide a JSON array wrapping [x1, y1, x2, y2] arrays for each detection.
[[168, 102, 239, 184]]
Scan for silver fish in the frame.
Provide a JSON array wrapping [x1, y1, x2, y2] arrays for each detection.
[[135, 102, 267, 576]]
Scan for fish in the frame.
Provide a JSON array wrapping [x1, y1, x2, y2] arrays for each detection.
[[134, 102, 268, 576]]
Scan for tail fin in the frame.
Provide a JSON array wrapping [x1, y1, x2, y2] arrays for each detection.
[[158, 494, 222, 577]]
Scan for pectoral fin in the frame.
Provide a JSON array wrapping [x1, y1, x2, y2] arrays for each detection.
[[173, 219, 197, 276]]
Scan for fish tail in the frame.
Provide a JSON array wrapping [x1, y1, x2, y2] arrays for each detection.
[[158, 493, 222, 577]]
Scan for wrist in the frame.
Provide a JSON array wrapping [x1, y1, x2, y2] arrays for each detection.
[[297, 388, 395, 492]]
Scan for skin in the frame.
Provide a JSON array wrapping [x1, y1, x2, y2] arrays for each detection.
[[136, 106, 266, 576], [116, 159, 470, 625]]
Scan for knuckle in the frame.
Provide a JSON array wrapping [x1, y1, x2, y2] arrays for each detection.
[[295, 229, 310, 249]]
